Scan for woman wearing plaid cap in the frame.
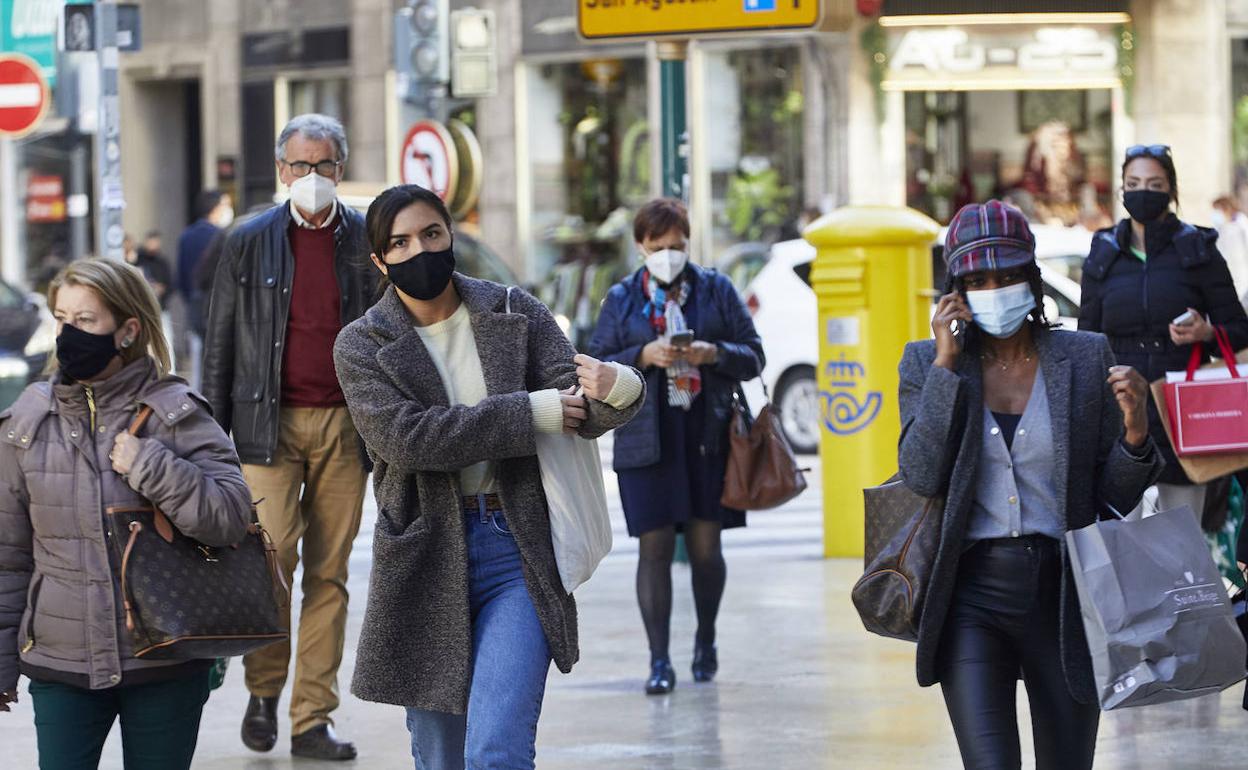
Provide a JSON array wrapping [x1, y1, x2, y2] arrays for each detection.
[[1080, 144, 1248, 518], [896, 200, 1164, 769]]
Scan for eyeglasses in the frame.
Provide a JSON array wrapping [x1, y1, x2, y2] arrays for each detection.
[[1125, 144, 1171, 161], [281, 159, 342, 178]]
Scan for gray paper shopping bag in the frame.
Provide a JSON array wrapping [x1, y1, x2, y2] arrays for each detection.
[[1065, 505, 1247, 710]]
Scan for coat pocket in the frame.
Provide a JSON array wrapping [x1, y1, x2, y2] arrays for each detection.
[[19, 574, 43, 654]]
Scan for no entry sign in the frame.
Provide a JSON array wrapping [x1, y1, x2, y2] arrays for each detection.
[[0, 53, 49, 138]]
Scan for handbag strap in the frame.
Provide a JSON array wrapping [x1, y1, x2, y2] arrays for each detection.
[[1187, 326, 1241, 381], [128, 405, 154, 436], [505, 286, 514, 314]]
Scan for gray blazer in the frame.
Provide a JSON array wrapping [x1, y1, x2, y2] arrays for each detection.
[[333, 274, 644, 714], [897, 328, 1164, 703]]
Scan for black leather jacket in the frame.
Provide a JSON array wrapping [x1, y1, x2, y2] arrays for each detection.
[[202, 202, 376, 465]]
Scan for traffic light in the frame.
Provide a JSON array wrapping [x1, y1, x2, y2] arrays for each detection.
[[395, 0, 449, 86], [450, 8, 497, 98]]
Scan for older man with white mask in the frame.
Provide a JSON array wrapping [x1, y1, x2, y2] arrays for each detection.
[[202, 114, 375, 761]]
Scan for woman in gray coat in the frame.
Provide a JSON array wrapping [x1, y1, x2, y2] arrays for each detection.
[[332, 185, 644, 770], [898, 201, 1164, 770], [0, 259, 253, 769]]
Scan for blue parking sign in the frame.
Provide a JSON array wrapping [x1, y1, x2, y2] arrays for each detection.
[[745, 0, 777, 10]]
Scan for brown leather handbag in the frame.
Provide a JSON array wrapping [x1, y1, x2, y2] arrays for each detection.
[[850, 475, 942, 642], [720, 387, 808, 511], [105, 407, 290, 659]]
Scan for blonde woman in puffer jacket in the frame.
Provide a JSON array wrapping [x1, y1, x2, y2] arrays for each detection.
[[0, 259, 253, 769]]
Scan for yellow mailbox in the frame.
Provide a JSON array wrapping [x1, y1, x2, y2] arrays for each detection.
[[804, 206, 941, 558]]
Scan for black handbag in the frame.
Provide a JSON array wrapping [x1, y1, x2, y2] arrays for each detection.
[[851, 474, 942, 642], [106, 407, 289, 659]]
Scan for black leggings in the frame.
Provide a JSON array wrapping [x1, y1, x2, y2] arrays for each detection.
[[636, 520, 726, 660], [937, 536, 1099, 770]]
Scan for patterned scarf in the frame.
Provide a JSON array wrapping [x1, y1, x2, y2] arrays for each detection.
[[643, 270, 701, 410]]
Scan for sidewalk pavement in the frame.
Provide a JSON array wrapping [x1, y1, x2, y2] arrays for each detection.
[[6, 446, 1247, 768]]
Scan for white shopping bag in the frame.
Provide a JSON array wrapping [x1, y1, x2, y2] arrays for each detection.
[[535, 431, 612, 594]]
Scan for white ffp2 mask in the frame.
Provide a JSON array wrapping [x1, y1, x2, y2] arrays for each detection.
[[644, 248, 689, 285], [289, 173, 336, 215]]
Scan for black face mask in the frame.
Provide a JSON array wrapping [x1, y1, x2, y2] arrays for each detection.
[[56, 323, 120, 381], [386, 245, 455, 301], [1123, 189, 1171, 223]]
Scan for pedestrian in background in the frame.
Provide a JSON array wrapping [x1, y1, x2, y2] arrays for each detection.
[[1080, 145, 1248, 518], [334, 184, 644, 769], [899, 201, 1163, 769], [588, 199, 764, 695], [0, 258, 252, 769], [125, 232, 176, 374], [202, 113, 375, 761], [177, 190, 234, 388], [1212, 195, 1248, 304]]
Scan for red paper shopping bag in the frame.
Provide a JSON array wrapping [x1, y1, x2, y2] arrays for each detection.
[[1164, 327, 1248, 456]]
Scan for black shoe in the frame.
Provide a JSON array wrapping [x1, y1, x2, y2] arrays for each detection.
[[692, 643, 718, 683], [241, 695, 279, 753], [645, 658, 676, 695], [291, 724, 358, 761]]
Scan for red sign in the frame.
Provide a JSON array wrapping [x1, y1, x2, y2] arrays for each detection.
[[26, 175, 66, 223], [400, 120, 458, 202], [0, 54, 50, 138]]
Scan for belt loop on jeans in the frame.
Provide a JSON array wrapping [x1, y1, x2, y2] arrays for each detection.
[[461, 493, 503, 521]]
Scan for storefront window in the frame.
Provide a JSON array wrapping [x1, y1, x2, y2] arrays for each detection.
[[703, 45, 806, 262], [905, 89, 1114, 229], [15, 132, 93, 293], [525, 57, 650, 348]]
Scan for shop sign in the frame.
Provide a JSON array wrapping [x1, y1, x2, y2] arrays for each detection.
[[578, 0, 821, 40], [883, 26, 1120, 90], [0, 0, 63, 85], [26, 174, 66, 223]]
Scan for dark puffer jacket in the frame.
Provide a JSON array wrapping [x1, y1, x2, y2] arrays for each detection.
[[1080, 215, 1248, 483], [201, 202, 376, 465], [588, 264, 764, 470]]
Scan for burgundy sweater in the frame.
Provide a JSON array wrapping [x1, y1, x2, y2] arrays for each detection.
[[282, 222, 346, 407]]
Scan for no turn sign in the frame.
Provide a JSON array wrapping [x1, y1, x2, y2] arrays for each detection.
[[0, 54, 50, 138], [400, 120, 459, 203]]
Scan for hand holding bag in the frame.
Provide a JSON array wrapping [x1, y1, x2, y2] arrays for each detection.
[[851, 475, 942, 642], [106, 407, 290, 659], [720, 387, 808, 511]]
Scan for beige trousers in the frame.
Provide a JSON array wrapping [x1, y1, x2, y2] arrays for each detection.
[[241, 406, 367, 736]]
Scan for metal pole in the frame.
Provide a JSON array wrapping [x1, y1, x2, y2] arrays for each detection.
[[0, 138, 20, 284], [69, 137, 89, 259], [657, 40, 691, 565], [657, 40, 689, 202], [94, 0, 124, 261]]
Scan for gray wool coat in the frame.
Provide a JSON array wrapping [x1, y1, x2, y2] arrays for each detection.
[[332, 274, 644, 714], [897, 328, 1164, 703]]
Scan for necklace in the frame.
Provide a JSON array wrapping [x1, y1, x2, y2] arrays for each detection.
[[981, 348, 1035, 372]]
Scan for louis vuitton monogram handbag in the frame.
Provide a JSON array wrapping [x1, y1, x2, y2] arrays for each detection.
[[105, 407, 290, 659]]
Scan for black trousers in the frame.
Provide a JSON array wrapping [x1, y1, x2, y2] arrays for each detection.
[[936, 535, 1099, 770]]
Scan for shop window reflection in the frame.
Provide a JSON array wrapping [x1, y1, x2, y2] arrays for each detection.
[[527, 58, 650, 349]]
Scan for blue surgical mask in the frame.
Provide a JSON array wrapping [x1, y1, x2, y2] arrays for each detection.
[[966, 282, 1035, 339]]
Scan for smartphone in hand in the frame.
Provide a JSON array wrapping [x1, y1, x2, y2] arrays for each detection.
[[1172, 310, 1196, 326], [669, 330, 695, 348]]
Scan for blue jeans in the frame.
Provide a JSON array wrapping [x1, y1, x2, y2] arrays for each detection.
[[405, 496, 553, 770]]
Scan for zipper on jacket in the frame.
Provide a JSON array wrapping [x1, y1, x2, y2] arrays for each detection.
[[21, 577, 42, 653], [84, 384, 97, 434]]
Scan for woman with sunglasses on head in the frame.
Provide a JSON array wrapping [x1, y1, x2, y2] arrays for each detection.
[[1080, 144, 1248, 517], [900, 201, 1163, 770]]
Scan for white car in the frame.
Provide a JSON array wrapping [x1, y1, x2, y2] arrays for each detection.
[[739, 227, 1088, 455]]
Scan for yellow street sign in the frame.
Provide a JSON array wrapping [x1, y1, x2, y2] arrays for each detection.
[[578, 0, 821, 40]]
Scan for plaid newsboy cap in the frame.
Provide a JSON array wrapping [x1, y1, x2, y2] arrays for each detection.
[[943, 200, 1036, 278]]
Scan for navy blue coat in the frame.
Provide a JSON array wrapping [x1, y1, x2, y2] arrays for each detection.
[[589, 265, 764, 470], [1080, 215, 1248, 483]]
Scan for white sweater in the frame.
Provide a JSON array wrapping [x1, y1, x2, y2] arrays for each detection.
[[415, 303, 642, 495]]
